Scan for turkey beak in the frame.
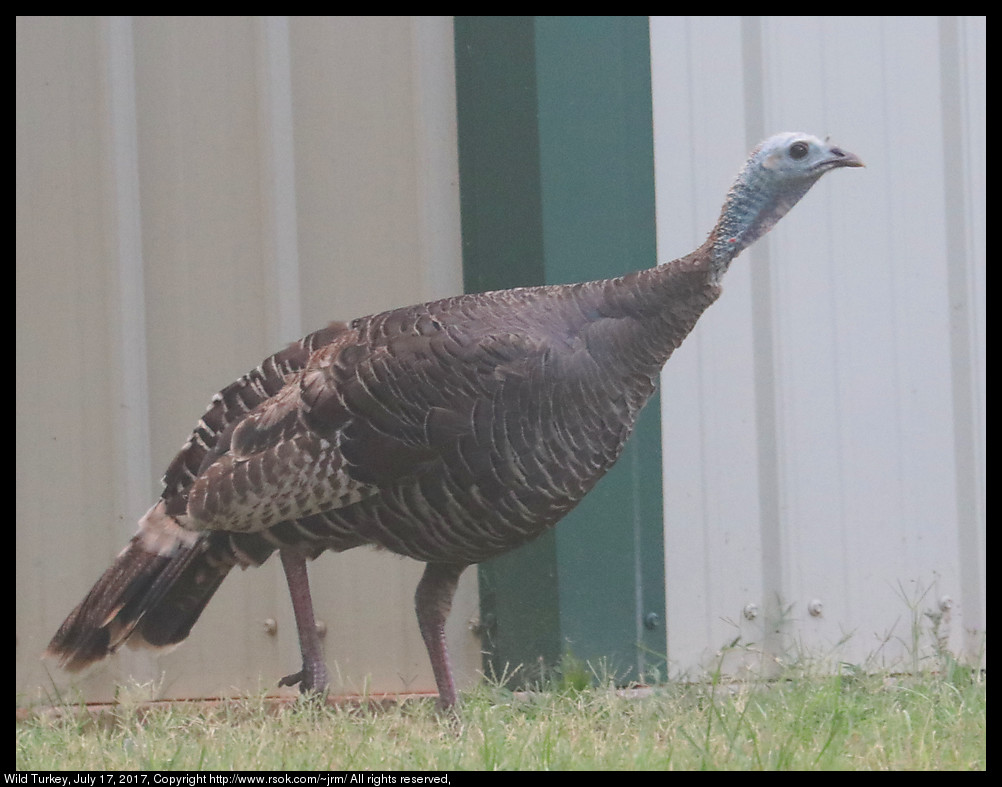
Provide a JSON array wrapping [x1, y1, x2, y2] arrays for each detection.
[[821, 145, 865, 170]]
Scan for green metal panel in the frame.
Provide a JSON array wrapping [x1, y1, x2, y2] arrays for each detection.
[[455, 16, 666, 688]]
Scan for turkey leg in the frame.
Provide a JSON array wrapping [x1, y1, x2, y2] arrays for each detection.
[[415, 562, 466, 708], [278, 549, 331, 696]]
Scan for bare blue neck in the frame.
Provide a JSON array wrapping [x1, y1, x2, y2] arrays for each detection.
[[708, 164, 821, 277]]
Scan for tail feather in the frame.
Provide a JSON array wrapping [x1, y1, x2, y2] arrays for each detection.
[[130, 547, 230, 649], [45, 507, 234, 672], [46, 539, 173, 671]]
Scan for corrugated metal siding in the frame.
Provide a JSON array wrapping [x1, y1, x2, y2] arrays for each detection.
[[17, 16, 478, 703], [652, 16, 985, 676], [18, 16, 985, 703]]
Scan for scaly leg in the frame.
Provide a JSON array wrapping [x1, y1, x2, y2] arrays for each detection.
[[415, 562, 467, 708], [277, 549, 330, 697]]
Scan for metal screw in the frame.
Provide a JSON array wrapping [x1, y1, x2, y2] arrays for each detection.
[[807, 599, 824, 617], [743, 603, 759, 621], [938, 596, 954, 612], [644, 612, 661, 630], [263, 618, 278, 636], [469, 613, 497, 637]]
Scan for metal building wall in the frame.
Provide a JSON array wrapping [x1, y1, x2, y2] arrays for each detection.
[[18, 16, 985, 704], [651, 16, 985, 676], [17, 16, 479, 703]]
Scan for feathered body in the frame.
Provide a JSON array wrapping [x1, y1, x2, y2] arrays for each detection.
[[47, 133, 862, 706]]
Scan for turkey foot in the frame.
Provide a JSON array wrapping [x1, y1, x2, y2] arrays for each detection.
[[278, 662, 330, 695]]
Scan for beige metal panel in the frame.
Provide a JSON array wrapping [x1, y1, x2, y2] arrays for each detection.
[[284, 16, 474, 699], [16, 15, 156, 703], [652, 16, 985, 676], [17, 16, 473, 703], [15, 12, 170, 701], [129, 15, 286, 699]]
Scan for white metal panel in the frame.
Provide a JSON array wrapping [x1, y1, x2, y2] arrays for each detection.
[[652, 15, 985, 676], [17, 16, 473, 703], [955, 14, 986, 665], [651, 16, 766, 677]]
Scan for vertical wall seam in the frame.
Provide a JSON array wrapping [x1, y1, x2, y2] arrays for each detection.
[[99, 15, 158, 682], [741, 15, 786, 664], [256, 16, 302, 347], [100, 16, 153, 529], [938, 15, 985, 662]]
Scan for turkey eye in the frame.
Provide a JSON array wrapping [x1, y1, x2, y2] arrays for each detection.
[[789, 141, 809, 160]]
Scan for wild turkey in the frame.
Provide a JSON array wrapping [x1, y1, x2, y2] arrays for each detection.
[[46, 132, 862, 707]]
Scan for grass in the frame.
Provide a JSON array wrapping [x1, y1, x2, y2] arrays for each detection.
[[17, 662, 985, 771]]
